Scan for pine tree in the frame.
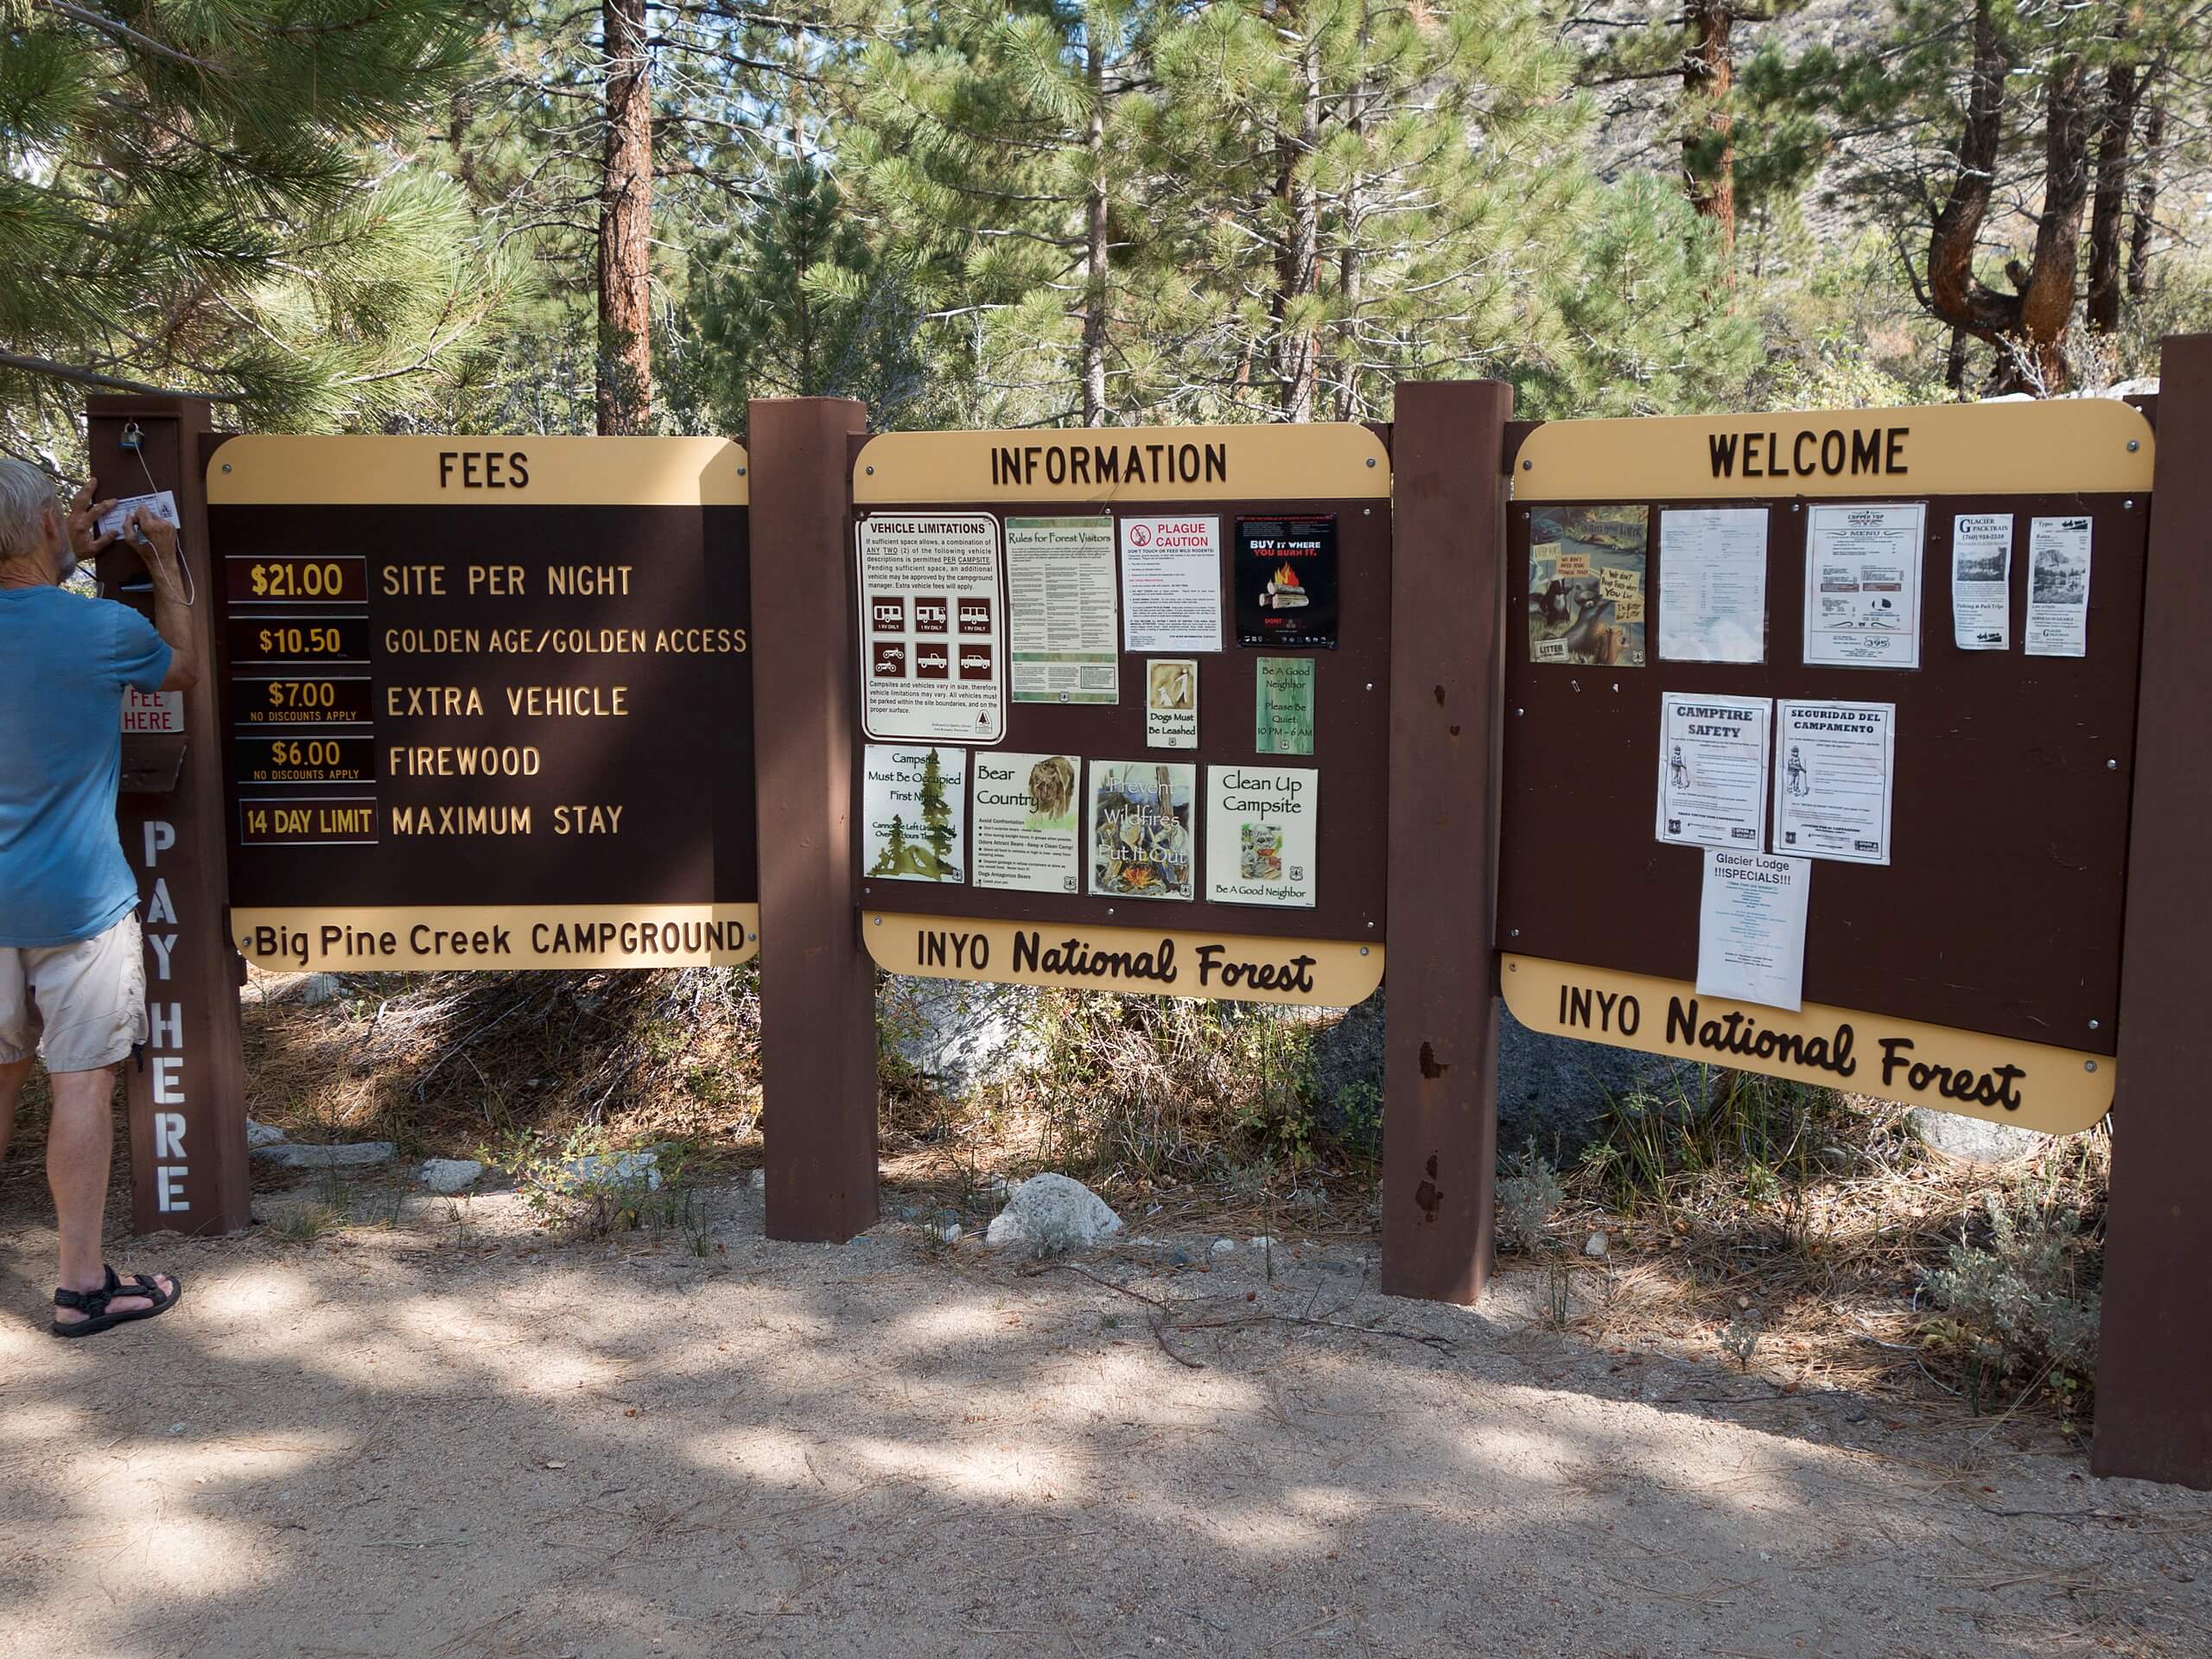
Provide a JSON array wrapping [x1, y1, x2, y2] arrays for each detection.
[[918, 750, 957, 874], [0, 1, 518, 448], [682, 162, 929, 436]]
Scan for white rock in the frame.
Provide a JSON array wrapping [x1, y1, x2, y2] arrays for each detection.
[[747, 1167, 766, 1191], [1910, 1108, 2041, 1166], [983, 1173, 1123, 1256], [1249, 1236, 1277, 1250], [881, 978, 1046, 1098], [418, 1158, 483, 1194], [257, 1141, 395, 1168], [1211, 1238, 1236, 1256], [933, 1221, 963, 1244], [298, 973, 347, 1006], [245, 1118, 288, 1149], [563, 1151, 660, 1192], [1584, 1230, 1610, 1259]]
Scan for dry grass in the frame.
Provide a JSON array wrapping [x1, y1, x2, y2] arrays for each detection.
[[241, 964, 763, 1166]]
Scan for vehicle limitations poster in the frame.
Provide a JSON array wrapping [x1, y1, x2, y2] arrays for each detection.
[[858, 513, 1006, 742]]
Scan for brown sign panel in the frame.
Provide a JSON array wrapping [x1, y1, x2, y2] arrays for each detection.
[[207, 435, 758, 970], [847, 428, 1390, 1003], [1499, 402, 2154, 1103]]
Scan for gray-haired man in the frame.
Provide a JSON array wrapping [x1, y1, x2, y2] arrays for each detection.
[[0, 458, 199, 1336]]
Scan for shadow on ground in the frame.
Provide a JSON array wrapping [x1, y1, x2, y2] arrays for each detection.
[[1, 1162, 2207, 1659]]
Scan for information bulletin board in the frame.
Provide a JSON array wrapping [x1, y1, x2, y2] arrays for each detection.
[[1497, 400, 2155, 1131], [848, 426, 1392, 1005], [207, 435, 758, 970]]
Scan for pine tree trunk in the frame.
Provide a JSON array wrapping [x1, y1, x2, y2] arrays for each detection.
[[1681, 0, 1737, 271], [1926, 3, 2025, 371], [1080, 41, 1109, 429], [1333, 70, 1367, 424], [1945, 325, 1968, 394], [2007, 52, 2091, 392], [1271, 26, 1321, 423], [597, 0, 653, 435], [2126, 96, 2163, 302], [2085, 44, 2139, 336]]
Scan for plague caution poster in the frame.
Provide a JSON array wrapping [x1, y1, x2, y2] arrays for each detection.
[[858, 513, 1007, 743]]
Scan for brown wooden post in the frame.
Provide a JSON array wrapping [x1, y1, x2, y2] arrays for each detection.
[[1382, 381, 1513, 1302], [83, 397, 252, 1236], [746, 398, 879, 1242], [2094, 334, 2212, 1491]]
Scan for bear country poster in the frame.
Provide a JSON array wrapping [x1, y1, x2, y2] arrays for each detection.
[[1529, 505, 1648, 667], [1234, 516, 1338, 649], [971, 752, 1081, 893], [1088, 760, 1196, 901]]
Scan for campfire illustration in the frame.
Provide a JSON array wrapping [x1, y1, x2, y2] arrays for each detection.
[[1259, 562, 1309, 610]]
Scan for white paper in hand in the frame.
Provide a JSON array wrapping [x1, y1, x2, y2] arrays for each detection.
[[97, 490, 181, 542]]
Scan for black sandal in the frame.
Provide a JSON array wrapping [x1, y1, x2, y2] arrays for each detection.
[[51, 1265, 183, 1338]]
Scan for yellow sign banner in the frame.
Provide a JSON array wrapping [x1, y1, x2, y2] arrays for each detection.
[[1514, 398, 2153, 502], [231, 904, 759, 971], [865, 912, 1383, 1007], [209, 435, 748, 506], [1501, 956, 2113, 1135], [853, 424, 1391, 505]]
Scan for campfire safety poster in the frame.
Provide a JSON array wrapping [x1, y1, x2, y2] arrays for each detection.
[[1233, 516, 1338, 649], [857, 512, 1007, 743]]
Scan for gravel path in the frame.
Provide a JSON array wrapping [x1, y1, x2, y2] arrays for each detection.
[[3, 1182, 2207, 1658]]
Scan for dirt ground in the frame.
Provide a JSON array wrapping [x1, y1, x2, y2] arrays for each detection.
[[3, 1174, 2209, 1659]]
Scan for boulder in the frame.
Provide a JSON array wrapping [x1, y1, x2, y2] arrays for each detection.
[[1308, 990, 1701, 1158], [245, 1118, 288, 1149], [881, 977, 1045, 1098], [562, 1151, 661, 1192], [419, 1158, 484, 1194], [1910, 1108, 2042, 1166], [983, 1173, 1122, 1256], [255, 1141, 395, 1168], [298, 974, 347, 1007]]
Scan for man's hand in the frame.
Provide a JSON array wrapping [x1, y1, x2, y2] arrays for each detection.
[[67, 478, 119, 560], [126, 506, 187, 601], [130, 506, 201, 692]]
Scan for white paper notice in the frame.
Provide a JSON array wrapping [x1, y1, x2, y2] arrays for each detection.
[[861, 744, 969, 883], [970, 752, 1081, 894], [1774, 700, 1896, 865], [857, 513, 1006, 743], [96, 490, 180, 543], [1949, 513, 2012, 651], [1696, 849, 1811, 1012], [1145, 658, 1198, 749], [2024, 516, 2092, 658], [1656, 692, 1772, 851], [1121, 516, 1222, 652], [1660, 507, 1768, 663], [1205, 766, 1318, 908], [1803, 502, 1925, 668], [1007, 517, 1119, 704]]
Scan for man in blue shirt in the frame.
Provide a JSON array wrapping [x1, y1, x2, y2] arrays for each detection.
[[1, 458, 199, 1336]]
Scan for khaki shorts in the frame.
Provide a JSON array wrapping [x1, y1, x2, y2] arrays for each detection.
[[0, 914, 146, 1074]]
